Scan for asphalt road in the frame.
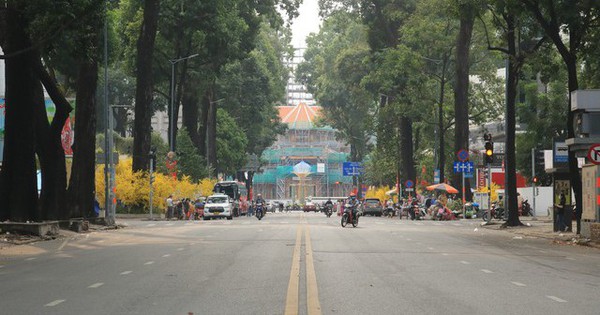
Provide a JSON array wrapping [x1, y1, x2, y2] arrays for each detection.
[[1, 212, 599, 315]]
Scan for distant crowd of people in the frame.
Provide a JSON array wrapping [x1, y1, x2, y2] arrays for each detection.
[[165, 195, 205, 220]]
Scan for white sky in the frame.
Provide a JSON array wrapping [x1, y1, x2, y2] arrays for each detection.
[[290, 0, 321, 48]]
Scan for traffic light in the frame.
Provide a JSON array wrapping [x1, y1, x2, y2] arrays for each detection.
[[532, 176, 538, 184], [484, 141, 494, 164]]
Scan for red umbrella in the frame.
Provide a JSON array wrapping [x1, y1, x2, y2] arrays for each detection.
[[426, 183, 459, 194]]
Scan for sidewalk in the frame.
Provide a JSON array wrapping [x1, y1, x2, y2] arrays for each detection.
[[480, 216, 600, 249]]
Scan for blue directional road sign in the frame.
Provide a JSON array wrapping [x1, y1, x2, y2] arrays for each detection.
[[342, 162, 364, 176], [405, 180, 414, 188], [453, 161, 474, 174]]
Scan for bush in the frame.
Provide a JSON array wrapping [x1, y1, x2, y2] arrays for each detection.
[[96, 157, 217, 214]]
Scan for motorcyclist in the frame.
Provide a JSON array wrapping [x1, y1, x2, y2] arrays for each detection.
[[323, 198, 334, 215], [345, 193, 360, 218], [255, 194, 266, 215]]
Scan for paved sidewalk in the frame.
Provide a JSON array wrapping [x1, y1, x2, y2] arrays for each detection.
[[480, 215, 600, 249]]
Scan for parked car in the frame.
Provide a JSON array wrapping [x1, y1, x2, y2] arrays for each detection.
[[203, 194, 233, 220], [303, 202, 318, 212], [362, 198, 383, 216]]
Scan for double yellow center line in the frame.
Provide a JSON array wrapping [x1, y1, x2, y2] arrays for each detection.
[[285, 225, 321, 315]]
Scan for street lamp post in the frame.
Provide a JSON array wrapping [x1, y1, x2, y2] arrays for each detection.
[[169, 53, 199, 152]]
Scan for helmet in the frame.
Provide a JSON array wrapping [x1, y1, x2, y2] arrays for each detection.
[[257, 194, 262, 197], [350, 192, 356, 197]]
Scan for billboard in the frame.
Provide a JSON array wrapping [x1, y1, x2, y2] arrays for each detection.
[[0, 98, 74, 163]]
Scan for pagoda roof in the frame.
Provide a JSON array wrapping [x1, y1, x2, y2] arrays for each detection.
[[278, 103, 322, 129]]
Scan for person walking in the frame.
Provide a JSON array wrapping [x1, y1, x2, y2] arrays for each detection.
[[166, 195, 174, 220], [556, 192, 567, 232]]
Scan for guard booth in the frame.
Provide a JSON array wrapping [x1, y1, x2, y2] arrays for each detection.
[[548, 141, 572, 232], [581, 164, 600, 240]]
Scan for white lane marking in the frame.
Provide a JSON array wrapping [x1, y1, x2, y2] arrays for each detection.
[[511, 282, 526, 287], [538, 250, 547, 253], [25, 257, 36, 261], [57, 238, 69, 251], [45, 299, 66, 307], [189, 243, 196, 245], [460, 261, 471, 265], [480, 269, 494, 274], [177, 248, 184, 251], [0, 265, 4, 268], [88, 282, 104, 289], [453, 223, 461, 226], [427, 247, 435, 250], [546, 296, 567, 303], [147, 223, 156, 227], [565, 257, 576, 261], [441, 253, 449, 256], [144, 261, 155, 265], [120, 271, 132, 275], [513, 236, 523, 239], [406, 238, 412, 241], [162, 254, 171, 258]]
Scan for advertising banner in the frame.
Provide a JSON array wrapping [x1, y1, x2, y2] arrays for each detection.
[[0, 98, 74, 163]]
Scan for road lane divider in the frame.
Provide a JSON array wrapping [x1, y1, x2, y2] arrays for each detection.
[[304, 225, 322, 315], [284, 226, 302, 315]]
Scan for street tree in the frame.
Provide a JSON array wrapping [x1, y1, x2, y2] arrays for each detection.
[[521, 0, 600, 233]]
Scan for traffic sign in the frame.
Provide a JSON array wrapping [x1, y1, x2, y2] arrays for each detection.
[[457, 149, 469, 162], [342, 162, 364, 176], [405, 180, 414, 188], [453, 161, 474, 174], [405, 188, 414, 192], [588, 144, 600, 165]]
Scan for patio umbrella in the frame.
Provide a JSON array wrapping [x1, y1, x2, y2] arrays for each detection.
[[426, 183, 459, 194], [385, 189, 398, 196]]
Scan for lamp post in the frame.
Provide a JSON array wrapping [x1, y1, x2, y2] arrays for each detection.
[[169, 53, 199, 152]]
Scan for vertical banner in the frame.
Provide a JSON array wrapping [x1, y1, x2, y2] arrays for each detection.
[[0, 98, 5, 163]]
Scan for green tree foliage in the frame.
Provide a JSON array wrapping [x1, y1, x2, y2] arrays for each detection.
[[218, 23, 289, 157], [298, 12, 375, 162], [216, 109, 248, 176], [176, 127, 208, 182]]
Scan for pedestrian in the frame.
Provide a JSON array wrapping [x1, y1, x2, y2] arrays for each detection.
[[556, 192, 567, 232], [517, 193, 524, 215], [166, 195, 174, 220]]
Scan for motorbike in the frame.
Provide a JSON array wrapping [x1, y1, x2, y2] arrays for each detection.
[[383, 205, 395, 218], [325, 204, 333, 217], [341, 203, 359, 227], [522, 199, 533, 216], [255, 202, 264, 220], [410, 203, 424, 220], [482, 201, 505, 221]]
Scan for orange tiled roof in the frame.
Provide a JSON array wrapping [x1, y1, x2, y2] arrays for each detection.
[[278, 103, 321, 128]]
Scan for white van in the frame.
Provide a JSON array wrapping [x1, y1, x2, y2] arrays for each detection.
[[203, 194, 234, 220]]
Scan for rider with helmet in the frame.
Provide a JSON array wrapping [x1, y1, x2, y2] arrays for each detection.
[[255, 193, 265, 217], [345, 193, 360, 218]]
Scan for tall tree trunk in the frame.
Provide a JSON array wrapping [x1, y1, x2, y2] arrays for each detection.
[[438, 62, 447, 183], [503, 16, 522, 227], [34, 59, 72, 220], [182, 82, 201, 150], [0, 4, 39, 221], [198, 89, 210, 158], [453, 10, 474, 201], [68, 61, 99, 218], [565, 59, 581, 233], [399, 115, 416, 189], [132, 0, 159, 171], [206, 87, 218, 177]]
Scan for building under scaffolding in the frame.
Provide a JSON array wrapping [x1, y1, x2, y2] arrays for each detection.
[[253, 103, 353, 202]]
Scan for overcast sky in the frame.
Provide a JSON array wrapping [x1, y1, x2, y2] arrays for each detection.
[[290, 0, 321, 48]]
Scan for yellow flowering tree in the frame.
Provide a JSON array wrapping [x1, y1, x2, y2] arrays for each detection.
[[95, 157, 214, 214], [365, 186, 394, 203], [477, 182, 502, 202]]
